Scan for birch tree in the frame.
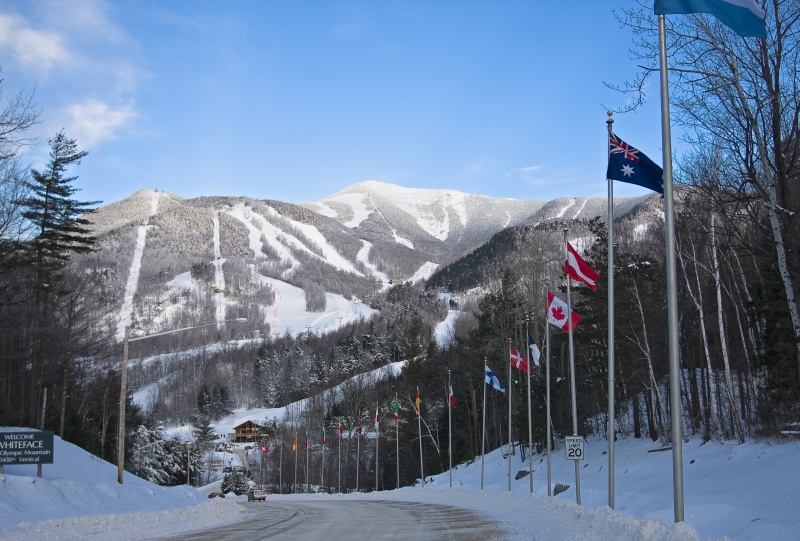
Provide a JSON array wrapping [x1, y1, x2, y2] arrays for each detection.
[[616, 0, 800, 381]]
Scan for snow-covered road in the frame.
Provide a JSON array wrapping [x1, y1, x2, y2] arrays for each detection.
[[163, 500, 505, 541]]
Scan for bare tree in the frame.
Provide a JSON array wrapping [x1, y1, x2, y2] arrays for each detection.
[[615, 0, 800, 380]]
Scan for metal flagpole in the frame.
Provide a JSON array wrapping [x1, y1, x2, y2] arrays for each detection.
[[526, 322, 534, 495], [356, 424, 360, 492], [507, 338, 512, 493], [321, 428, 325, 492], [448, 369, 453, 489], [606, 111, 616, 509], [293, 432, 298, 494], [375, 401, 379, 492], [417, 386, 424, 488], [481, 362, 487, 490], [395, 393, 399, 489], [305, 432, 309, 493], [338, 425, 341, 493], [545, 287, 552, 497], [658, 13, 684, 523], [279, 439, 282, 494], [564, 228, 581, 505]]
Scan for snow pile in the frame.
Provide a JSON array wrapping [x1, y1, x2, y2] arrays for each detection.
[[0, 428, 243, 540]]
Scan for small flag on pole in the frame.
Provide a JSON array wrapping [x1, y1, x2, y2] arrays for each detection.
[[509, 346, 529, 373], [654, 0, 766, 38], [339, 424, 343, 439], [547, 291, 581, 332], [448, 382, 455, 408], [321, 428, 325, 445], [415, 389, 421, 415], [304, 435, 308, 449], [375, 405, 380, 431], [485, 364, 506, 393], [261, 443, 269, 455], [393, 399, 399, 424], [292, 437, 297, 451], [607, 132, 664, 194], [565, 242, 600, 291], [527, 327, 541, 367]]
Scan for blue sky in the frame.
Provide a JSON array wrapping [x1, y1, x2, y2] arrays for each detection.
[[0, 0, 670, 207]]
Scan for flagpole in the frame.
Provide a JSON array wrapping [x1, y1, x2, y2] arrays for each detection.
[[606, 111, 616, 510], [507, 338, 512, 493], [279, 439, 283, 494], [448, 370, 453, 488], [526, 321, 533, 495], [338, 424, 341, 493], [321, 428, 325, 492], [395, 393, 399, 489], [356, 424, 360, 492], [305, 432, 309, 493], [545, 284, 552, 497], [563, 228, 582, 505], [481, 362, 486, 490], [658, 13, 684, 523], [294, 432, 298, 494], [417, 386, 424, 488], [375, 401, 379, 492]]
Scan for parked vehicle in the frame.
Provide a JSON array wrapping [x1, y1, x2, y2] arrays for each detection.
[[208, 492, 225, 499], [247, 488, 266, 502]]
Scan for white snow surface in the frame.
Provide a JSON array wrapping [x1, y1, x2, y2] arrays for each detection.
[[409, 261, 439, 284], [116, 190, 159, 339], [327, 193, 375, 228], [356, 240, 390, 291], [3, 421, 797, 541], [252, 273, 375, 339]]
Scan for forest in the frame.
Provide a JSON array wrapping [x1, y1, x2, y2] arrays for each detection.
[[0, 2, 798, 491]]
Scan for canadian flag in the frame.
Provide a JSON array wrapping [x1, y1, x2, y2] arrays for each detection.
[[261, 443, 269, 455], [448, 383, 455, 408], [565, 242, 599, 291], [509, 346, 529, 373], [547, 291, 581, 332]]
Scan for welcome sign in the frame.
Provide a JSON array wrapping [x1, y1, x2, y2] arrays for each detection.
[[0, 431, 54, 465]]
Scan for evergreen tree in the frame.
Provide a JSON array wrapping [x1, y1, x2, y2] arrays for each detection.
[[18, 130, 98, 278]]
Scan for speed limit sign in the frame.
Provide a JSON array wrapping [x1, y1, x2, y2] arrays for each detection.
[[565, 436, 584, 461]]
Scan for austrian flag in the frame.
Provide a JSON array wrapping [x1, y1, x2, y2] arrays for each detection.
[[565, 242, 599, 291], [547, 291, 580, 332]]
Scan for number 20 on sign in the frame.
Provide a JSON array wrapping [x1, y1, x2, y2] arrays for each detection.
[[565, 436, 584, 461]]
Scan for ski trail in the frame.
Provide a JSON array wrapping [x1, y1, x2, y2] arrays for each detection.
[[212, 210, 226, 324], [367, 194, 414, 249], [572, 198, 589, 219], [117, 191, 159, 338], [356, 240, 390, 291], [555, 198, 576, 218]]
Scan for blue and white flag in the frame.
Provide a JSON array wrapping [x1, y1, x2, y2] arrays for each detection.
[[485, 364, 505, 393], [654, 0, 766, 38], [607, 132, 664, 194], [527, 327, 541, 368]]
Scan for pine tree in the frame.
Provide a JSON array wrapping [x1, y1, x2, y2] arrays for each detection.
[[19, 130, 98, 278]]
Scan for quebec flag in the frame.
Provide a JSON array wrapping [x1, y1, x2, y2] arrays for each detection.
[[654, 0, 766, 38], [485, 364, 505, 393]]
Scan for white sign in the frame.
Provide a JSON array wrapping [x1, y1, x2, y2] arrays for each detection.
[[565, 436, 584, 461]]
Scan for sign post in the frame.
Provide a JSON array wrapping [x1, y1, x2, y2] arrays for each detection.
[[565, 436, 584, 462]]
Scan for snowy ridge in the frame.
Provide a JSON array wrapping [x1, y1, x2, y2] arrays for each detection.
[[356, 240, 390, 291]]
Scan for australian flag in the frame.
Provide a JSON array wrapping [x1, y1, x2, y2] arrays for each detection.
[[607, 132, 664, 194]]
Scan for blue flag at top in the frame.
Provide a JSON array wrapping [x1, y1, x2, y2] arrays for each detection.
[[527, 327, 541, 368], [485, 364, 505, 393], [607, 132, 664, 194], [654, 0, 766, 39]]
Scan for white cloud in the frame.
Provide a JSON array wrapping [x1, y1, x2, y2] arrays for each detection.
[[67, 98, 137, 148], [0, 13, 70, 73]]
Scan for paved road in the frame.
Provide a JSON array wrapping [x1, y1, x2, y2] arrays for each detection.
[[165, 499, 511, 541]]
